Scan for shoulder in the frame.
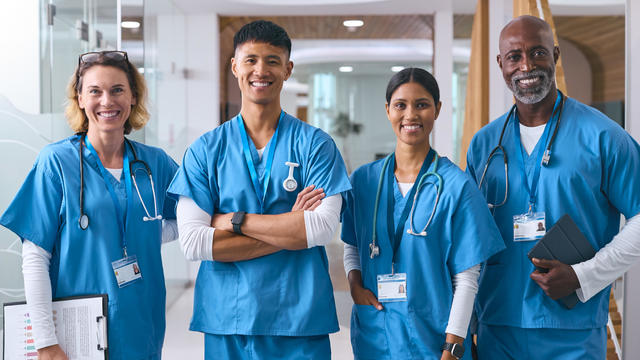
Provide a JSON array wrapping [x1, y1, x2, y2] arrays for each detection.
[[281, 112, 333, 143], [471, 110, 511, 147], [127, 139, 177, 167], [436, 156, 481, 199], [37, 135, 78, 167], [351, 158, 386, 183]]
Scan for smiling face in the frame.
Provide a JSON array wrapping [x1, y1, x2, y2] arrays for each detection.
[[386, 82, 441, 148], [498, 16, 559, 104], [231, 41, 293, 107], [78, 65, 135, 136]]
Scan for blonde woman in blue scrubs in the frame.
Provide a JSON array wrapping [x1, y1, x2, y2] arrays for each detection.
[[342, 68, 505, 360], [0, 51, 178, 360]]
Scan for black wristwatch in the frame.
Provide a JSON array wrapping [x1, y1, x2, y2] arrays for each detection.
[[442, 342, 464, 359], [231, 211, 246, 235]]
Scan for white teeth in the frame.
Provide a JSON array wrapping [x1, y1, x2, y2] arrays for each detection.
[[403, 125, 421, 130], [252, 82, 269, 87], [98, 111, 118, 118], [519, 77, 539, 85]]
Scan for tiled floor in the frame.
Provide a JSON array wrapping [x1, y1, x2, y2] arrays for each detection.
[[162, 239, 355, 359]]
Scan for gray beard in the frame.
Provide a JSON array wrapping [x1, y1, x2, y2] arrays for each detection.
[[508, 69, 554, 104]]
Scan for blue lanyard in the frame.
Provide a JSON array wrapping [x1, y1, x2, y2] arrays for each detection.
[[85, 137, 132, 256], [383, 149, 435, 271], [512, 93, 562, 214], [236, 111, 284, 213]]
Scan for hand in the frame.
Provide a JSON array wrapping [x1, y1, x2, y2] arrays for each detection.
[[350, 282, 383, 310], [291, 185, 325, 211], [211, 213, 233, 232], [530, 258, 580, 299], [38, 344, 68, 360]]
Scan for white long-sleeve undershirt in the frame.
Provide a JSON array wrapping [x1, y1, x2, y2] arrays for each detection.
[[572, 213, 640, 301], [176, 194, 342, 262], [343, 237, 480, 338], [21, 219, 177, 350], [520, 124, 640, 302], [343, 181, 480, 338]]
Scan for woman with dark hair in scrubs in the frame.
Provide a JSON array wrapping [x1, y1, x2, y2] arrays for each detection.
[[0, 51, 178, 360], [341, 67, 505, 360]]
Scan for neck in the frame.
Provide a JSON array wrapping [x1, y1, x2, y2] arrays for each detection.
[[86, 129, 125, 168], [516, 87, 559, 127], [394, 141, 431, 183], [239, 101, 282, 148]]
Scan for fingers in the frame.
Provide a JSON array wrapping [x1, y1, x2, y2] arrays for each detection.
[[308, 199, 323, 211], [531, 258, 559, 268], [292, 185, 325, 211], [364, 289, 384, 310]]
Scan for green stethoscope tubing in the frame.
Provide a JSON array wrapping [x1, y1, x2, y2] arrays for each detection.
[[370, 152, 443, 259]]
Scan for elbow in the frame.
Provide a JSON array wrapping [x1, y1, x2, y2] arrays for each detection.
[[178, 230, 203, 262]]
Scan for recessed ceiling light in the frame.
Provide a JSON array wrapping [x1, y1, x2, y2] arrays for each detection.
[[121, 21, 140, 29], [391, 66, 405, 72], [339, 66, 354, 73], [343, 20, 364, 28]]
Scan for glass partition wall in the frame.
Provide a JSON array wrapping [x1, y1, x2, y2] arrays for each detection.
[[0, 0, 117, 343]]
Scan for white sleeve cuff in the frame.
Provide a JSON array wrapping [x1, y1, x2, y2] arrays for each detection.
[[162, 219, 179, 244], [571, 212, 640, 302], [304, 194, 342, 248], [343, 243, 361, 276], [177, 196, 214, 261], [445, 264, 481, 338], [22, 240, 59, 349]]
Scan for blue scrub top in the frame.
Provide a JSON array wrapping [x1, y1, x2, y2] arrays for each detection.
[[466, 97, 640, 330], [167, 112, 351, 336], [341, 155, 505, 360], [0, 134, 178, 360]]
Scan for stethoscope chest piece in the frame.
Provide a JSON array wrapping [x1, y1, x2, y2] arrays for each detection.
[[79, 214, 89, 230], [283, 161, 299, 192], [369, 243, 380, 259]]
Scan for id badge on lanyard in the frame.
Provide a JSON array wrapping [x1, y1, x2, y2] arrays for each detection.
[[377, 273, 407, 302], [112, 255, 142, 288], [513, 212, 546, 241]]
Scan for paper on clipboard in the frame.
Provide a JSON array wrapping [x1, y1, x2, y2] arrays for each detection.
[[3, 294, 108, 360]]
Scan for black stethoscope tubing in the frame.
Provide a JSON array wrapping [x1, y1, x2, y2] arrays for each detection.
[[478, 92, 566, 209], [77, 134, 158, 230]]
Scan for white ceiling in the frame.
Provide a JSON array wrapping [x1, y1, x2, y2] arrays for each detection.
[[166, 0, 624, 16]]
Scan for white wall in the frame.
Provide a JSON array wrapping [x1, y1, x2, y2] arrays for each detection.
[[0, 1, 40, 114], [558, 38, 592, 105], [623, 0, 640, 358], [186, 14, 220, 143]]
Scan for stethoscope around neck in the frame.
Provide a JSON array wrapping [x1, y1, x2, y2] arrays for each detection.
[[78, 133, 162, 230], [369, 153, 443, 259], [477, 91, 566, 209]]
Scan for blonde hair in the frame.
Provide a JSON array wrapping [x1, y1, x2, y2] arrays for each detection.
[[65, 55, 149, 134]]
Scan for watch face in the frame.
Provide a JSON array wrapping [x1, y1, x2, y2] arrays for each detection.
[[451, 343, 464, 358], [283, 178, 297, 192]]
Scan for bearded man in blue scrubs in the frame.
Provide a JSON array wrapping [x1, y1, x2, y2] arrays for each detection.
[[466, 15, 640, 359], [168, 20, 351, 359]]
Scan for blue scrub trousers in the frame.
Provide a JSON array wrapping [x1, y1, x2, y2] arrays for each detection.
[[204, 334, 330, 360], [477, 324, 606, 360]]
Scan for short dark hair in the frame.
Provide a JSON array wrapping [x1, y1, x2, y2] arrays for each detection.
[[385, 67, 440, 105], [233, 20, 292, 56]]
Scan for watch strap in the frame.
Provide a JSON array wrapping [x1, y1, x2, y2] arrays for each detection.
[[442, 342, 464, 359], [231, 211, 246, 235]]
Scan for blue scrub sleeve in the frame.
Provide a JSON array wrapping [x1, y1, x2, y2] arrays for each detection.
[[340, 189, 358, 246], [167, 143, 217, 215], [304, 132, 351, 197], [0, 155, 63, 253], [600, 130, 640, 219], [162, 154, 180, 220], [447, 180, 505, 275]]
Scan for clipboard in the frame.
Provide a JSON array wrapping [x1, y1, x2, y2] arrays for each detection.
[[527, 214, 597, 309], [3, 294, 108, 360]]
